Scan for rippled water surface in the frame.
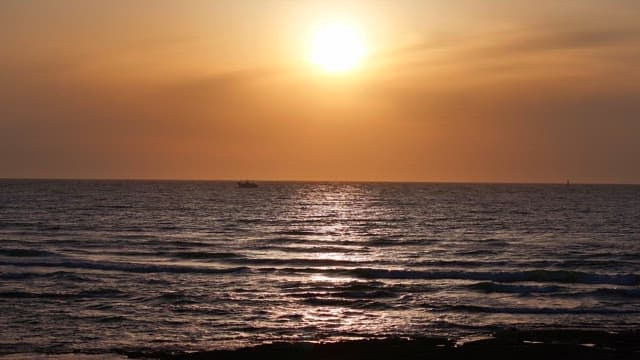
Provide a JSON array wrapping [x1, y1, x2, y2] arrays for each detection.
[[1, 180, 639, 355]]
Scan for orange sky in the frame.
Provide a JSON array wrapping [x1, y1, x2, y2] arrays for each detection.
[[1, 0, 640, 183]]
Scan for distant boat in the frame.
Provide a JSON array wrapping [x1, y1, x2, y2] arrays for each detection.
[[237, 180, 258, 188]]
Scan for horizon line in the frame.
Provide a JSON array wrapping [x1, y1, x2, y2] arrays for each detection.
[[1, 177, 639, 186]]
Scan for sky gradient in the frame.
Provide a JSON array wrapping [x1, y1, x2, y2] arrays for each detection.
[[2, 0, 639, 183]]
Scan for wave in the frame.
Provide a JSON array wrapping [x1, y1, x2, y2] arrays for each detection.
[[142, 291, 202, 305], [273, 230, 321, 236], [4, 256, 639, 287], [246, 267, 640, 287], [251, 238, 366, 248], [555, 259, 640, 269], [172, 251, 246, 260], [454, 249, 500, 256], [0, 288, 125, 299], [477, 238, 511, 246], [408, 259, 529, 268], [0, 258, 249, 275], [365, 238, 437, 246], [438, 304, 640, 315], [300, 296, 392, 309], [0, 248, 54, 257], [214, 257, 375, 267], [342, 268, 640, 286], [244, 266, 640, 287], [466, 281, 566, 294], [281, 280, 434, 298], [289, 289, 397, 300], [172, 307, 232, 316], [166, 240, 212, 247], [273, 268, 640, 286], [0, 270, 92, 281], [588, 287, 640, 299], [251, 245, 365, 254]]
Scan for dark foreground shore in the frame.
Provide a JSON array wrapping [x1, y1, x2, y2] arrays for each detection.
[[121, 330, 640, 360]]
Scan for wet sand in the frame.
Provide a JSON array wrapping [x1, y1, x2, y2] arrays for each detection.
[[121, 329, 640, 359]]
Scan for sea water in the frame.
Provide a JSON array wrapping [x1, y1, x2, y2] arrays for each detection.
[[1, 180, 639, 356]]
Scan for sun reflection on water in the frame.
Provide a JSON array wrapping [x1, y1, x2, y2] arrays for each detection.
[[309, 274, 356, 283]]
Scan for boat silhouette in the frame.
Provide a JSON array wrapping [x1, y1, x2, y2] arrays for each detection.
[[237, 180, 258, 188]]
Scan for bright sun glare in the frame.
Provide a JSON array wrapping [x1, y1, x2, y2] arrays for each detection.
[[309, 21, 367, 74]]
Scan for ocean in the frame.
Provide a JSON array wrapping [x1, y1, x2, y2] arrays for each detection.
[[1, 180, 639, 358]]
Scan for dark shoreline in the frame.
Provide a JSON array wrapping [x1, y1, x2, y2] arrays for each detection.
[[119, 329, 640, 360]]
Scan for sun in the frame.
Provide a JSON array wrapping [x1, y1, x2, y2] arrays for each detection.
[[308, 20, 367, 74]]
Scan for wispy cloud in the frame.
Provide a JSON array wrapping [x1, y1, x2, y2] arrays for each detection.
[[384, 26, 640, 67], [481, 27, 640, 54]]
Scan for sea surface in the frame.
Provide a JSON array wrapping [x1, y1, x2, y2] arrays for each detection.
[[1, 180, 639, 358]]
